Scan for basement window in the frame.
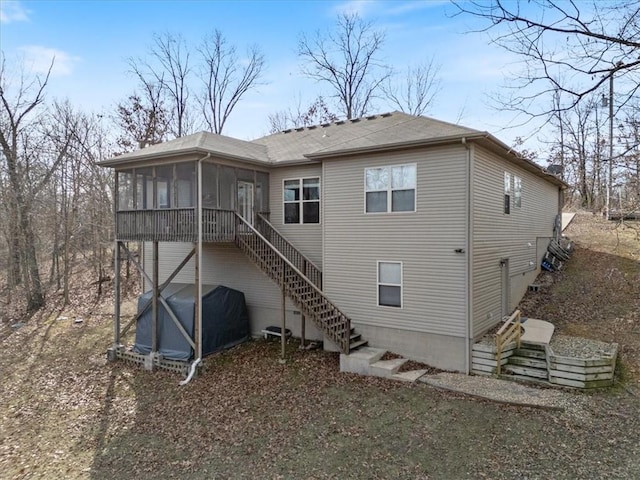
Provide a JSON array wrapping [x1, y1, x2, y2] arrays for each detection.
[[377, 261, 402, 308]]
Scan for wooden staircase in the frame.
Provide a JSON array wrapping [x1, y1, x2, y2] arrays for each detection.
[[502, 343, 549, 382], [234, 214, 366, 354]]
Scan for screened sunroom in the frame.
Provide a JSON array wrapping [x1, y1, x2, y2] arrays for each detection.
[[114, 161, 270, 243]]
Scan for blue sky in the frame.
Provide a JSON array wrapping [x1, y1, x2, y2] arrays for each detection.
[[1, 0, 539, 147]]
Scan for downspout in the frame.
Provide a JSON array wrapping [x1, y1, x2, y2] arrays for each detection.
[[462, 137, 473, 375], [181, 152, 211, 386]]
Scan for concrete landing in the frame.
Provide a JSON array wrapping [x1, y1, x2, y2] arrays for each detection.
[[420, 372, 575, 411], [521, 318, 555, 345]]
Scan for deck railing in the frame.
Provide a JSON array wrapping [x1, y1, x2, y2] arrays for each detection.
[[116, 208, 236, 242], [235, 214, 350, 353], [255, 213, 322, 289]]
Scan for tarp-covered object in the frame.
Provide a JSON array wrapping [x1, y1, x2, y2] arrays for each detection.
[[134, 283, 250, 361]]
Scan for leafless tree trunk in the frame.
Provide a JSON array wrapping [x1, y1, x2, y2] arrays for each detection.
[[298, 13, 391, 119], [198, 30, 265, 134], [0, 58, 52, 310]]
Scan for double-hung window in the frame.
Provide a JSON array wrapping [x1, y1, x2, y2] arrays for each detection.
[[284, 177, 320, 224], [504, 172, 512, 214], [365, 164, 416, 213], [514, 176, 522, 208], [377, 261, 403, 308]]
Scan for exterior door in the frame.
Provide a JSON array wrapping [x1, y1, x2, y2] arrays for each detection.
[[237, 181, 255, 227], [500, 258, 510, 318]]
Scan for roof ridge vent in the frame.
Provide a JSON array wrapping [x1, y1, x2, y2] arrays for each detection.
[[350, 118, 360, 123], [366, 115, 377, 120], [381, 112, 392, 117]]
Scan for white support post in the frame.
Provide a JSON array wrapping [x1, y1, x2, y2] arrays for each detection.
[[196, 159, 203, 360]]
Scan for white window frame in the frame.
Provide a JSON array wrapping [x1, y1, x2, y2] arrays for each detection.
[[283, 177, 321, 225], [364, 164, 417, 214], [514, 176, 522, 208], [376, 261, 403, 309]]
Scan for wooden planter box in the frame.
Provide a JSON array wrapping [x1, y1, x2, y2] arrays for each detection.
[[547, 345, 618, 389]]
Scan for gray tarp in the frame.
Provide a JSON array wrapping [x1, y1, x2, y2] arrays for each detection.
[[134, 283, 250, 361]]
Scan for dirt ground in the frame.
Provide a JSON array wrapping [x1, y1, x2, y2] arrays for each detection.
[[1, 213, 639, 479]]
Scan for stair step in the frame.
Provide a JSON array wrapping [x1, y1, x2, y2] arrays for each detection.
[[392, 369, 429, 383], [340, 347, 386, 374], [503, 365, 548, 379], [508, 356, 547, 369], [520, 341, 547, 351], [349, 339, 368, 350], [514, 348, 547, 360], [370, 358, 408, 378]]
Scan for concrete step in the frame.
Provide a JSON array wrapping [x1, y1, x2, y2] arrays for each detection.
[[370, 358, 408, 378], [392, 369, 429, 383], [340, 347, 386, 375], [349, 339, 368, 351]]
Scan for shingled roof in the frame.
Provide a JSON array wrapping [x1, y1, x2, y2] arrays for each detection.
[[252, 111, 481, 162], [100, 130, 270, 166], [101, 112, 483, 167], [99, 113, 566, 188]]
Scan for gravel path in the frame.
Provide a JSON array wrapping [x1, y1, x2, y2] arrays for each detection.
[[421, 372, 588, 414]]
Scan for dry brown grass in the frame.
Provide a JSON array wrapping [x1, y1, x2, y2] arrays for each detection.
[[519, 213, 640, 384]]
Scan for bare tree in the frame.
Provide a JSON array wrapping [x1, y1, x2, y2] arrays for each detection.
[[268, 95, 338, 133], [0, 57, 74, 310], [382, 59, 442, 116], [198, 30, 265, 134], [129, 32, 194, 138], [453, 1, 640, 118], [298, 13, 391, 119], [114, 84, 168, 152]]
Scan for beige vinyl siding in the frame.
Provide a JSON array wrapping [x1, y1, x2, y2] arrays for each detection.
[[145, 242, 294, 311], [472, 145, 559, 337], [269, 164, 323, 266], [323, 145, 468, 337]]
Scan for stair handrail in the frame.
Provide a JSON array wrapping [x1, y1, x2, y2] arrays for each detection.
[[494, 310, 522, 375], [234, 213, 350, 352], [255, 213, 322, 288]]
